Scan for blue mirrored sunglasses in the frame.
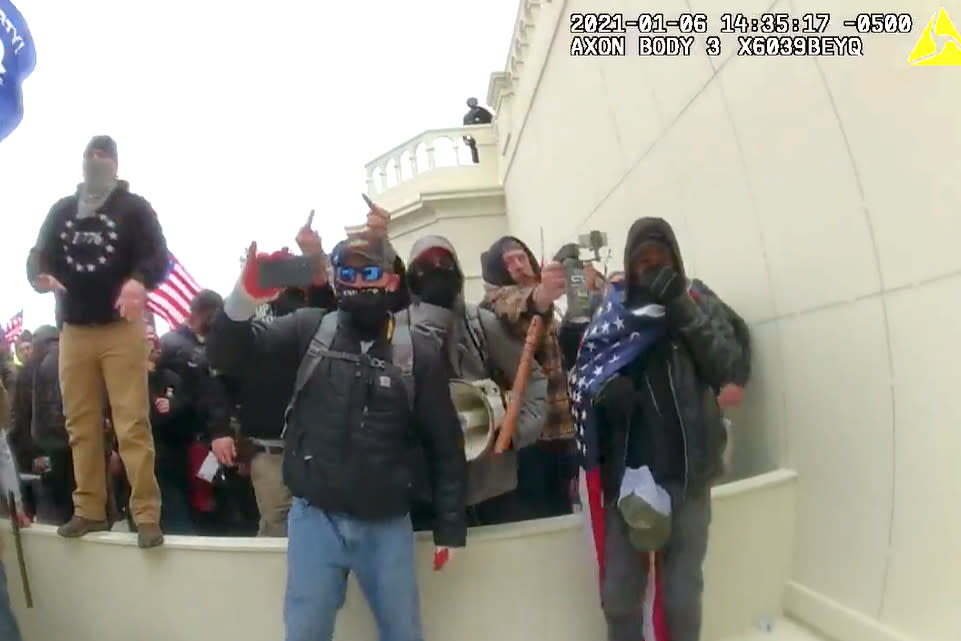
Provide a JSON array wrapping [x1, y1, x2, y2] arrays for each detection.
[[336, 265, 384, 283]]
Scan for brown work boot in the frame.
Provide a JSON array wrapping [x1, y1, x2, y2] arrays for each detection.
[[136, 523, 164, 548], [57, 516, 110, 538]]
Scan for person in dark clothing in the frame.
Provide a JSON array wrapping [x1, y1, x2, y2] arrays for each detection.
[[462, 97, 493, 163], [9, 326, 74, 525], [207, 231, 466, 641], [25, 135, 168, 548], [396, 235, 548, 528], [146, 330, 194, 534], [209, 212, 338, 537], [587, 217, 749, 641]]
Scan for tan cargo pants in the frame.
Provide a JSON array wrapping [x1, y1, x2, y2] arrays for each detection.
[[250, 451, 292, 537], [59, 320, 161, 525]]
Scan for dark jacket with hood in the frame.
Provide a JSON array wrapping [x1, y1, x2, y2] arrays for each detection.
[[597, 217, 749, 500], [207, 277, 467, 547], [159, 325, 232, 441], [27, 181, 170, 325], [8, 326, 65, 466], [396, 235, 547, 505]]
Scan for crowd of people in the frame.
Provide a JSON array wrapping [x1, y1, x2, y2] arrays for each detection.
[[0, 135, 751, 641]]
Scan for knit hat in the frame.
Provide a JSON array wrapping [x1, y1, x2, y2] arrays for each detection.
[[84, 135, 118, 162]]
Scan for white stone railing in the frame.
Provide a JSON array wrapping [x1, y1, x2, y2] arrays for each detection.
[[364, 124, 496, 196]]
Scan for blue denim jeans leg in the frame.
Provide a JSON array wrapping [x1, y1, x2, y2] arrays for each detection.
[[284, 497, 423, 641], [0, 561, 23, 641]]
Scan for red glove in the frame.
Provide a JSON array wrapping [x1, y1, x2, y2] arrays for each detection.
[[240, 242, 289, 302]]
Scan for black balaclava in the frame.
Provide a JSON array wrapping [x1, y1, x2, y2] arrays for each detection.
[[416, 269, 461, 308]]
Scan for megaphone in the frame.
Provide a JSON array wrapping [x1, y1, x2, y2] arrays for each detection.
[[449, 378, 506, 461]]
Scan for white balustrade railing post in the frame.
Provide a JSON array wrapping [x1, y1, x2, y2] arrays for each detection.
[[408, 149, 419, 175], [393, 157, 403, 184], [426, 137, 437, 170]]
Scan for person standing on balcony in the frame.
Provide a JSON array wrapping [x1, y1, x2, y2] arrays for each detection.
[[25, 135, 169, 548], [207, 226, 466, 641], [462, 97, 493, 164], [479, 237, 579, 520], [581, 217, 749, 641], [398, 234, 548, 525]]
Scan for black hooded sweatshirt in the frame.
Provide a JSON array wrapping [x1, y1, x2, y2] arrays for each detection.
[[596, 217, 748, 498], [27, 181, 170, 325]]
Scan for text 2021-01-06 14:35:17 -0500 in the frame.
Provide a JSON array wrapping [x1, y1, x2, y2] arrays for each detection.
[[567, 12, 913, 56]]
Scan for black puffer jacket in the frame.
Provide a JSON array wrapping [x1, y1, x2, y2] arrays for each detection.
[[30, 327, 67, 454], [597, 217, 748, 499], [207, 301, 467, 546]]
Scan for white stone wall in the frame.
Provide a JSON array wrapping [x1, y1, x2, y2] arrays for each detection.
[[490, 2, 961, 641]]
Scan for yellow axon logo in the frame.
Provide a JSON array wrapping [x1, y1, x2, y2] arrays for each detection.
[[906, 7, 961, 65]]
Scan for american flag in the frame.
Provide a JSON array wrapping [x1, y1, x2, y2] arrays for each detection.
[[3, 311, 24, 346], [147, 253, 202, 328], [568, 285, 670, 641]]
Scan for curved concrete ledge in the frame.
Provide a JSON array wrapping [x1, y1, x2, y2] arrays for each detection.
[[2, 469, 797, 641]]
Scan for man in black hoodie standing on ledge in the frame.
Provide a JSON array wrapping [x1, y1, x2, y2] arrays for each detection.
[[588, 217, 748, 641], [207, 230, 465, 641], [25, 135, 169, 548]]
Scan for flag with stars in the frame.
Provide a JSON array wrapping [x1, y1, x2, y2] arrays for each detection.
[[0, 0, 36, 143], [569, 284, 671, 641]]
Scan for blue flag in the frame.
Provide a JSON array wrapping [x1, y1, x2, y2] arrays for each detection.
[[0, 0, 36, 143], [568, 284, 668, 471]]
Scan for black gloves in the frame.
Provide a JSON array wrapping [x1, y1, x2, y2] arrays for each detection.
[[634, 265, 686, 303]]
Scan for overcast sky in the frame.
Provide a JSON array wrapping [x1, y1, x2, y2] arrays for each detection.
[[0, 0, 517, 332]]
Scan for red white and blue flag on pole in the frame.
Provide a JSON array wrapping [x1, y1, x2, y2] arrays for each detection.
[[568, 284, 670, 640], [147, 253, 202, 329]]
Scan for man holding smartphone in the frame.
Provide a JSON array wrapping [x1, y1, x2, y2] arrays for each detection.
[[207, 223, 466, 640]]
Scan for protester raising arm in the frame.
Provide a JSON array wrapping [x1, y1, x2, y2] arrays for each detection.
[[206, 242, 326, 379]]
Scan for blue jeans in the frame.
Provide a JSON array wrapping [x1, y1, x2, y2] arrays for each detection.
[[284, 498, 423, 641], [0, 562, 23, 641]]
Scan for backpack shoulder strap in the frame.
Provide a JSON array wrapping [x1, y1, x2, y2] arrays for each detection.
[[389, 314, 416, 411], [463, 304, 489, 370], [282, 311, 338, 437]]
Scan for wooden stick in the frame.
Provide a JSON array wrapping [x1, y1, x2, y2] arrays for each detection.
[[495, 315, 544, 453], [7, 491, 32, 608]]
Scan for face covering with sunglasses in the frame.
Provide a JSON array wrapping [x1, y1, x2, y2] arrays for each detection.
[[335, 264, 391, 330]]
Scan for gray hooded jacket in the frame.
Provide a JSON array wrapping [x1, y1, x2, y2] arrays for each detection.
[[396, 235, 548, 505]]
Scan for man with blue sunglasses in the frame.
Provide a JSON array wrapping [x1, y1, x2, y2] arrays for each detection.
[[207, 229, 466, 641]]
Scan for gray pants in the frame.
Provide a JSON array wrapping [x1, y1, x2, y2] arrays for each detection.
[[0, 562, 22, 641], [601, 490, 711, 641]]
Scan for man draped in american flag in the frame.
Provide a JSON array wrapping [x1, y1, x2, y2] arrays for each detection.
[[571, 217, 748, 641]]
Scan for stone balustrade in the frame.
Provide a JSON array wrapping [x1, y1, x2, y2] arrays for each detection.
[[364, 124, 497, 196]]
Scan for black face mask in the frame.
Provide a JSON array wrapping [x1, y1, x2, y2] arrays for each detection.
[[337, 286, 390, 332], [417, 270, 461, 309]]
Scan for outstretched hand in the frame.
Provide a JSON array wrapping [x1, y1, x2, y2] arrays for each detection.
[[240, 241, 285, 303]]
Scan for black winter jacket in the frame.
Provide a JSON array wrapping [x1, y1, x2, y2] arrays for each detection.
[[596, 218, 749, 500], [207, 301, 467, 547]]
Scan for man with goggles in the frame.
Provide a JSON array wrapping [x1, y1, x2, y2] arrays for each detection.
[[207, 226, 466, 641]]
